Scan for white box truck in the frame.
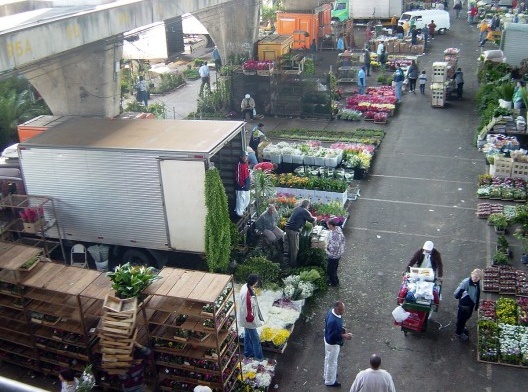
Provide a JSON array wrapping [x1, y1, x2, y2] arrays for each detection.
[[17, 118, 246, 268], [331, 0, 403, 23]]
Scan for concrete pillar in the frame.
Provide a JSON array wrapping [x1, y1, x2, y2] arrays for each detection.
[[24, 40, 123, 118], [201, 0, 260, 63]]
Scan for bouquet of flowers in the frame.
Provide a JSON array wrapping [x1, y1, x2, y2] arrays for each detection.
[[283, 274, 315, 300], [76, 365, 96, 391]]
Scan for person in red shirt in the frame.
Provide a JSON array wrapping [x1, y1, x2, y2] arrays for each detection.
[[235, 151, 251, 217], [428, 20, 437, 38]]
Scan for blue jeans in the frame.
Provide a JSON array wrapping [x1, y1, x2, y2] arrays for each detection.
[[248, 151, 258, 166], [243, 328, 263, 360], [394, 81, 403, 100], [358, 85, 365, 94]]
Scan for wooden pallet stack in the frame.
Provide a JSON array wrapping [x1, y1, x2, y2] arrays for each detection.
[[98, 295, 138, 374]]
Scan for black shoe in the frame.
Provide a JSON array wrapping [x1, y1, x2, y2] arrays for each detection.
[[326, 382, 341, 387]]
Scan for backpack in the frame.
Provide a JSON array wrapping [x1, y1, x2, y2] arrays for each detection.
[[394, 69, 404, 82]]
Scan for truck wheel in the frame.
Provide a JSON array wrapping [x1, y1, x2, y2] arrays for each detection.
[[122, 248, 156, 268], [438, 28, 446, 35]]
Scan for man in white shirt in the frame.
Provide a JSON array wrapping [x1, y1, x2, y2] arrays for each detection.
[[198, 62, 210, 96], [349, 354, 396, 392]]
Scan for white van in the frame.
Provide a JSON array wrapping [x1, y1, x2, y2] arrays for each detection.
[[399, 10, 451, 34]]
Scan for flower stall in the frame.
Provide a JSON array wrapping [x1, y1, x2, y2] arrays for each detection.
[[235, 271, 320, 355], [242, 60, 275, 76], [478, 296, 528, 367], [342, 87, 397, 124], [271, 173, 348, 206], [476, 176, 528, 202]]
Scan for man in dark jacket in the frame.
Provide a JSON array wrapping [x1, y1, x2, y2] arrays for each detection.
[[407, 240, 443, 281], [285, 199, 316, 266], [324, 301, 352, 387]]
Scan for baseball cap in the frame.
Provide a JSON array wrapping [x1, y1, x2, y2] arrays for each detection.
[[423, 241, 434, 251]]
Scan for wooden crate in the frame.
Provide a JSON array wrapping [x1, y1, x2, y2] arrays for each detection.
[[103, 295, 137, 313]]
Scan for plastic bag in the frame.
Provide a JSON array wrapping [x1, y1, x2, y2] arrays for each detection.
[[253, 108, 257, 116], [392, 305, 410, 323]]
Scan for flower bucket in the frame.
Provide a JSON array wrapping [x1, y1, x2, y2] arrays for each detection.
[[270, 154, 282, 164], [499, 99, 512, 109], [314, 156, 326, 166], [292, 154, 304, 164], [282, 154, 293, 164], [23, 218, 44, 234], [304, 156, 315, 165], [95, 260, 109, 272], [324, 156, 339, 168]]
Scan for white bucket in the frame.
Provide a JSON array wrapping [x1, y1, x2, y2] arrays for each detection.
[[95, 260, 109, 272], [499, 99, 512, 109]]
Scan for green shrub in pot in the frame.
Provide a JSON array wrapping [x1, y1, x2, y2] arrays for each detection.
[[107, 262, 161, 299]]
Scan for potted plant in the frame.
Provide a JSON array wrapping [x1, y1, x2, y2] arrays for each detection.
[[19, 206, 45, 233], [492, 250, 509, 266], [496, 235, 512, 258], [106, 262, 161, 299], [488, 212, 508, 234], [496, 82, 515, 108]]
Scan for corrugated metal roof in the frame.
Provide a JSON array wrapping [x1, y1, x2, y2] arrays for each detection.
[[503, 22, 528, 32], [20, 118, 245, 154]]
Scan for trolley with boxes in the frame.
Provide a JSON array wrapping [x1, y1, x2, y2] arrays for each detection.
[[394, 268, 441, 335]]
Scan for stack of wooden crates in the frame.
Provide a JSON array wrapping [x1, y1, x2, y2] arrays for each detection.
[[98, 295, 138, 374]]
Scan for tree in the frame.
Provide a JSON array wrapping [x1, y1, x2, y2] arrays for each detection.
[[0, 77, 51, 150]]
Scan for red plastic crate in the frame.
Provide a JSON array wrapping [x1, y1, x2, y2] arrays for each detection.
[[401, 310, 427, 332]]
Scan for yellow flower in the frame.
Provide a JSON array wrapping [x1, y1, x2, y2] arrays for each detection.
[[271, 329, 291, 346]]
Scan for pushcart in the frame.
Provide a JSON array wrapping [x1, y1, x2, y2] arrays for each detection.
[[395, 268, 441, 335]]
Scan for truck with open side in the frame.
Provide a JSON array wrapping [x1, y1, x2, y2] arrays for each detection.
[[13, 118, 246, 268]]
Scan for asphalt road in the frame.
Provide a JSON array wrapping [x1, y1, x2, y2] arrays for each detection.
[[1, 9, 526, 392], [269, 13, 526, 392]]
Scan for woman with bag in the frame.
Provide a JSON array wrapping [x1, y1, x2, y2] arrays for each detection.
[[238, 274, 264, 359], [407, 60, 419, 94], [453, 269, 483, 341]]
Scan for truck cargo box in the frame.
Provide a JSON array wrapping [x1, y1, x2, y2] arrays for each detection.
[[18, 118, 245, 256]]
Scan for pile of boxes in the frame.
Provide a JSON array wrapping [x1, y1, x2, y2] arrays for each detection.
[[370, 37, 424, 55]]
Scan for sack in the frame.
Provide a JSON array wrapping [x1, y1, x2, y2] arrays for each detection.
[[392, 305, 410, 323], [253, 108, 257, 116]]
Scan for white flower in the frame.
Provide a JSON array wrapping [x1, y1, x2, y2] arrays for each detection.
[[255, 372, 272, 387]]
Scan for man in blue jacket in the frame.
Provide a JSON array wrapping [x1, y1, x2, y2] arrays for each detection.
[[324, 301, 352, 387]]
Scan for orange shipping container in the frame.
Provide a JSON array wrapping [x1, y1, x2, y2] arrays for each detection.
[[276, 5, 331, 50], [17, 115, 73, 142]]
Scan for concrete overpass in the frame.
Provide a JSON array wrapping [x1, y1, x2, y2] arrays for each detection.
[[0, 0, 259, 117]]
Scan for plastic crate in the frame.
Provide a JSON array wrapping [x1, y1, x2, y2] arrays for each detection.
[[491, 156, 513, 178], [511, 161, 528, 180], [401, 310, 427, 331], [431, 87, 446, 107], [432, 61, 448, 83]]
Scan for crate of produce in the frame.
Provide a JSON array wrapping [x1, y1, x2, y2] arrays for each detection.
[[432, 62, 448, 83]]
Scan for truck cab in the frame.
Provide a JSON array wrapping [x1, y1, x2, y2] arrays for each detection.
[[331, 0, 349, 23]]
